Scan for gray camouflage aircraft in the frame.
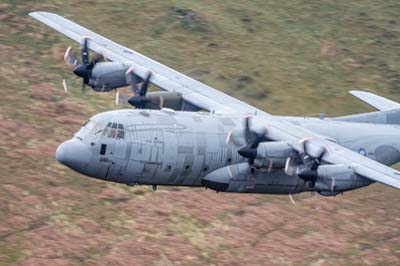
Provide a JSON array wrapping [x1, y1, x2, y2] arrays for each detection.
[[30, 12, 400, 197]]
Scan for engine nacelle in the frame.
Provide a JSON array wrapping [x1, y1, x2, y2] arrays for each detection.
[[253, 141, 293, 168], [139, 91, 183, 110], [312, 164, 371, 193], [88, 62, 130, 91], [317, 164, 354, 180]]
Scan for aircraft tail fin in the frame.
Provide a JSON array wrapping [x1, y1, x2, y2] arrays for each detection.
[[349, 90, 400, 111]]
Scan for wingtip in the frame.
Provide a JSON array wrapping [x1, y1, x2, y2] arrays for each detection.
[[349, 90, 372, 97], [29, 11, 46, 18], [29, 11, 57, 18], [349, 89, 376, 95]]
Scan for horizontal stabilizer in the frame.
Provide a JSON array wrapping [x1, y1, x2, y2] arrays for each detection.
[[349, 90, 400, 111]]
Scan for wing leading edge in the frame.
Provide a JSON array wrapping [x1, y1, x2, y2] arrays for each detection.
[[30, 11, 400, 190]]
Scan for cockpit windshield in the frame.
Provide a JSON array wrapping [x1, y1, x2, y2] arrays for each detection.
[[82, 120, 96, 132], [75, 119, 103, 140], [102, 122, 125, 140]]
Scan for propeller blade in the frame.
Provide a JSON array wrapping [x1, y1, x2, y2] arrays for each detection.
[[251, 129, 267, 149], [139, 72, 152, 96], [237, 115, 269, 165], [248, 157, 255, 165], [244, 115, 252, 143], [115, 93, 130, 106], [289, 193, 296, 205], [159, 95, 164, 109], [81, 37, 89, 65], [115, 90, 120, 106], [267, 160, 273, 173], [227, 164, 233, 178], [299, 138, 310, 154], [225, 129, 233, 145], [62, 79, 69, 93], [285, 157, 295, 176], [330, 177, 335, 192], [64, 46, 78, 66], [100, 51, 108, 62], [91, 54, 104, 65], [126, 68, 140, 95]]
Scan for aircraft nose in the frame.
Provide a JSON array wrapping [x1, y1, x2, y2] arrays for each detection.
[[56, 139, 92, 173]]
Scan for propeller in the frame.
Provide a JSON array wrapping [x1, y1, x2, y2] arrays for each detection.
[[63, 37, 104, 91], [125, 68, 153, 109], [294, 138, 326, 187], [237, 116, 267, 165]]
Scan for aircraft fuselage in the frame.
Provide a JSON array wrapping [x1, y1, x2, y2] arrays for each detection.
[[56, 109, 400, 195]]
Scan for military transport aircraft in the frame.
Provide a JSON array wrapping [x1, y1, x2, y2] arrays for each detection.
[[30, 12, 400, 197]]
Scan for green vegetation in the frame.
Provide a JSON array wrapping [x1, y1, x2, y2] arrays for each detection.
[[0, 1, 399, 265]]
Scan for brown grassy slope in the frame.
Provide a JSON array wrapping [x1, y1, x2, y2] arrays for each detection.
[[0, 1, 399, 265]]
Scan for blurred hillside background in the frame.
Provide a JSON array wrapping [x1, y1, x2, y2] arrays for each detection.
[[0, 1, 399, 265]]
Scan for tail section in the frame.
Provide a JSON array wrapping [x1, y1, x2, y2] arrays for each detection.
[[349, 90, 400, 111], [334, 91, 400, 124]]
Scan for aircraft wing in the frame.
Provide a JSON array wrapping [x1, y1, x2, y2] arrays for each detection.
[[29, 12, 400, 190], [29, 11, 258, 115], [349, 90, 400, 111]]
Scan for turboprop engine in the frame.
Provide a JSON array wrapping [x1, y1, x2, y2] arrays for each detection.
[[227, 116, 294, 170], [63, 38, 132, 92], [87, 62, 130, 91], [240, 141, 293, 169], [115, 69, 184, 110], [299, 164, 357, 192]]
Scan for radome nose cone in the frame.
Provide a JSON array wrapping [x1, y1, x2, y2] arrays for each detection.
[[56, 139, 91, 173]]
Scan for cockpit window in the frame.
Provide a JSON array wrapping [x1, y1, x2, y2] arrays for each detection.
[[75, 119, 100, 139], [103, 122, 125, 140], [81, 120, 96, 131]]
